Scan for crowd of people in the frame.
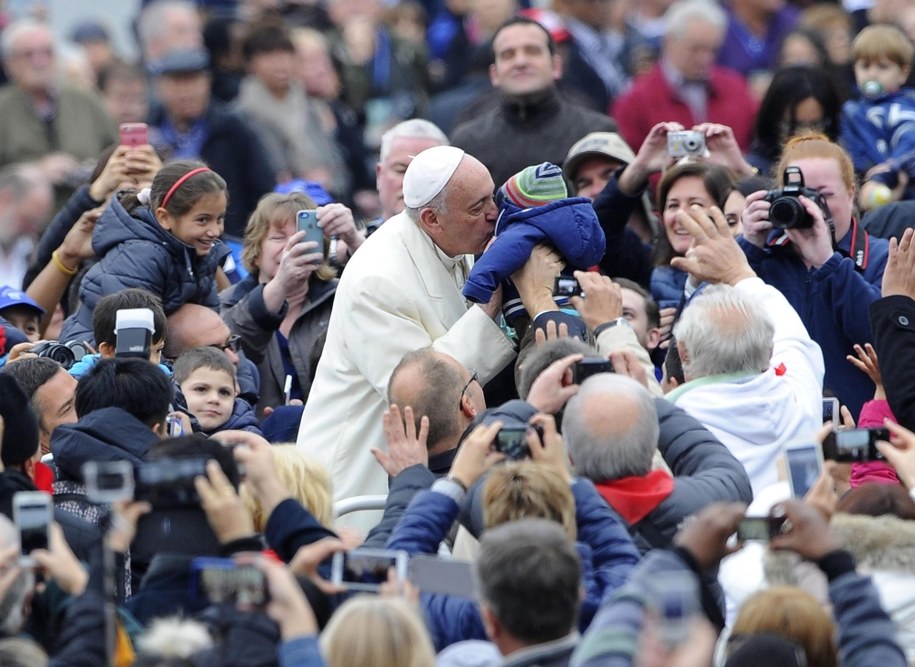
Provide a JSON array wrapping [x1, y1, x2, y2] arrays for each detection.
[[0, 0, 914, 664]]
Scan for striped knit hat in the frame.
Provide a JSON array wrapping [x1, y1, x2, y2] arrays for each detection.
[[498, 162, 567, 210]]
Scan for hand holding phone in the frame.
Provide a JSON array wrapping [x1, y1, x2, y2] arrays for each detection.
[[784, 442, 823, 498], [330, 548, 408, 592]]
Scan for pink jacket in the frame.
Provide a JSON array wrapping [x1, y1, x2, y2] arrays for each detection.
[[852, 399, 900, 487]]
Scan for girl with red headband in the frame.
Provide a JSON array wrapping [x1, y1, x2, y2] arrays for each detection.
[[60, 161, 229, 345]]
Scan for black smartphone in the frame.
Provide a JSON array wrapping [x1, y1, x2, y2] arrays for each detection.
[[494, 426, 531, 460], [736, 514, 787, 542], [554, 276, 581, 298], [572, 357, 613, 384], [821, 428, 888, 463]]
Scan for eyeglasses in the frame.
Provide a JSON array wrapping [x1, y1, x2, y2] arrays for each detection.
[[459, 369, 478, 408], [209, 334, 242, 354]]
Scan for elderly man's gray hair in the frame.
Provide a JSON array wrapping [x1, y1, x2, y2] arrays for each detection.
[[664, 0, 727, 39], [562, 374, 659, 482], [379, 119, 449, 165], [673, 284, 775, 381]]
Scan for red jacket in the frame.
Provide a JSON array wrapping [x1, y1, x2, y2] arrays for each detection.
[[611, 63, 757, 152]]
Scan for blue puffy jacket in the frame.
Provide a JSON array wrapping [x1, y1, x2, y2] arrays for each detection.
[[650, 265, 688, 311], [387, 479, 640, 651], [462, 197, 606, 304], [841, 89, 915, 189], [60, 196, 226, 345], [738, 224, 889, 417]]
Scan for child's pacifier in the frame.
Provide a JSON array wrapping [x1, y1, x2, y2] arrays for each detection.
[[862, 80, 885, 98]]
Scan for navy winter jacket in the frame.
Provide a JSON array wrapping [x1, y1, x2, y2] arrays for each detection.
[[738, 225, 888, 416], [842, 89, 915, 189], [60, 196, 226, 345], [463, 197, 606, 304], [387, 479, 640, 650], [204, 397, 263, 437]]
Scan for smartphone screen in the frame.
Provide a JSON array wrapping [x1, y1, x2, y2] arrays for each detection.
[[119, 122, 148, 148], [822, 397, 839, 425], [494, 427, 530, 460], [785, 444, 822, 497], [822, 429, 886, 462], [190, 557, 267, 609], [14, 492, 50, 565], [331, 549, 408, 592]]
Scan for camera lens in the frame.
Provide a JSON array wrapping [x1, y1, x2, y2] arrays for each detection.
[[684, 137, 700, 151], [769, 198, 803, 229], [34, 343, 76, 369]]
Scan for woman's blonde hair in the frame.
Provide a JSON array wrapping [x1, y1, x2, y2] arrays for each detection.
[[241, 192, 336, 281], [482, 461, 577, 541], [775, 132, 856, 194], [320, 596, 436, 667], [240, 444, 333, 531], [731, 586, 837, 667]]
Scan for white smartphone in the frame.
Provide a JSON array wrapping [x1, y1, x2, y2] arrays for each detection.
[[330, 548, 408, 592], [408, 555, 476, 598], [13, 491, 51, 566], [784, 442, 824, 498]]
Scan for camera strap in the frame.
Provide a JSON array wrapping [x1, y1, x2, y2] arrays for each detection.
[[845, 217, 870, 271]]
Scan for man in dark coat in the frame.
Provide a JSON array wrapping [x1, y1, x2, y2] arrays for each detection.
[[450, 16, 615, 188]]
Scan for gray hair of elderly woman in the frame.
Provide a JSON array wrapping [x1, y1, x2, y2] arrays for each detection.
[[672, 284, 774, 381], [561, 374, 660, 482]]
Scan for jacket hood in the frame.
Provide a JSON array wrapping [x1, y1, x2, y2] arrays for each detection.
[[670, 370, 821, 495], [51, 407, 160, 482], [92, 196, 228, 275], [495, 197, 606, 269], [92, 196, 178, 257]]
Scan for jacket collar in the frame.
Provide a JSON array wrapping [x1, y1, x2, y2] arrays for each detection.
[[392, 212, 472, 326], [499, 87, 561, 125], [594, 471, 675, 525]]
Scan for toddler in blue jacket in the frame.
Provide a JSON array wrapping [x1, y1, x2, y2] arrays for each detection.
[[463, 162, 605, 324], [841, 24, 915, 209]]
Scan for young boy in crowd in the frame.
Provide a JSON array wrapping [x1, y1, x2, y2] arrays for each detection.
[[68, 288, 169, 378], [0, 286, 43, 342], [841, 24, 915, 209], [174, 346, 262, 436]]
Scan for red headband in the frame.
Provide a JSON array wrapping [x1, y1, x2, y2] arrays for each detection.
[[161, 167, 211, 210]]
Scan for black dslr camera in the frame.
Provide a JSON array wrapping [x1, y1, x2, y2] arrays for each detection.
[[763, 166, 829, 230], [31, 340, 90, 370]]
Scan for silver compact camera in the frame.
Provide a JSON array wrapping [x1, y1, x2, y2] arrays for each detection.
[[667, 131, 706, 158]]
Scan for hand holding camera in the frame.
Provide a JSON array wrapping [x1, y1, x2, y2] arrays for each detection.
[[450, 421, 505, 490], [525, 352, 582, 414], [195, 459, 256, 544], [769, 498, 842, 561], [877, 419, 915, 490], [672, 502, 747, 570]]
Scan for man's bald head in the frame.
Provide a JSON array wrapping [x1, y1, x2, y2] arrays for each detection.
[[164, 304, 233, 361], [388, 348, 480, 452], [562, 374, 659, 482]]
